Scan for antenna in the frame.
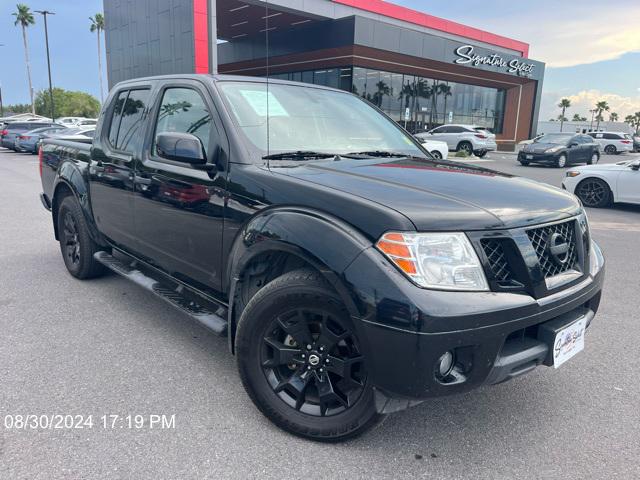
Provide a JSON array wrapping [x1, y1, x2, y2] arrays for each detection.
[[265, 0, 270, 163]]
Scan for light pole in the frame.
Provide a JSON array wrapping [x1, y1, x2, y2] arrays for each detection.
[[35, 10, 56, 121]]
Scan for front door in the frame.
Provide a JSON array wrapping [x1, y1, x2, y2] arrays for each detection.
[[90, 87, 151, 250], [132, 82, 228, 294]]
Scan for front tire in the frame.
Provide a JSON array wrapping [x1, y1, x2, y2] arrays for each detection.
[[236, 269, 381, 441], [519, 160, 530, 166], [587, 152, 600, 165], [556, 154, 567, 168], [457, 141, 473, 156], [57, 196, 106, 279], [575, 178, 612, 208], [474, 150, 488, 158], [430, 150, 443, 159]]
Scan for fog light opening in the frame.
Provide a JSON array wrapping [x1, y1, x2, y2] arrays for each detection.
[[436, 351, 455, 379]]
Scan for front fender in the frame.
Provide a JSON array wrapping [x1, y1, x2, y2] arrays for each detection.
[[225, 206, 374, 347]]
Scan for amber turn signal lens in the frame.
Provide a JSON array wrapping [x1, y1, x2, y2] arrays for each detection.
[[376, 232, 418, 276]]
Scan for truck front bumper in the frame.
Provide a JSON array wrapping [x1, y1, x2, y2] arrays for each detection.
[[343, 241, 605, 413]]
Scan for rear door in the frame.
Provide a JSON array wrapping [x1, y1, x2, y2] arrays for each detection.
[[90, 87, 151, 250], [132, 80, 229, 294]]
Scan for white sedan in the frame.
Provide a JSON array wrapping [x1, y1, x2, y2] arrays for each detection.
[[418, 138, 449, 160], [562, 159, 640, 207]]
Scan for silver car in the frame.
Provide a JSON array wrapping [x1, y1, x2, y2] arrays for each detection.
[[415, 124, 497, 157]]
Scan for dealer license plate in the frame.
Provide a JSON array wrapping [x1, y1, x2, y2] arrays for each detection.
[[526, 154, 533, 159], [552, 318, 586, 368]]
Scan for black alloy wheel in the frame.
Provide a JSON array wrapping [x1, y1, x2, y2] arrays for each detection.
[[604, 145, 617, 154], [236, 269, 380, 441], [62, 211, 81, 268], [576, 178, 611, 208], [261, 308, 366, 417], [57, 196, 105, 279], [457, 141, 473, 155], [430, 150, 443, 159]]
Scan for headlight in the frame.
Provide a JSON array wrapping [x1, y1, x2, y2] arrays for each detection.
[[376, 232, 489, 291], [546, 146, 563, 153], [566, 171, 581, 177]]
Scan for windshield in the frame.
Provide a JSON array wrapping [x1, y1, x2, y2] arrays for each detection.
[[535, 133, 574, 144], [218, 81, 426, 158]]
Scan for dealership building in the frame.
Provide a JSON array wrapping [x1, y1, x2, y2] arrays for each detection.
[[103, 0, 545, 150]]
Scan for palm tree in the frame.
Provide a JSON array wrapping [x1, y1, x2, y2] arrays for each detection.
[[609, 112, 618, 122], [12, 4, 36, 114], [572, 113, 587, 122], [594, 101, 609, 130], [558, 98, 571, 132], [372, 80, 390, 108], [90, 13, 106, 103], [625, 112, 640, 134]]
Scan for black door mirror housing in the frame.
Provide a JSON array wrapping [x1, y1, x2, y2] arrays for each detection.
[[156, 132, 206, 165]]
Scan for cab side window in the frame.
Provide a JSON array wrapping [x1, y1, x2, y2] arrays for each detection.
[[107, 89, 150, 154], [152, 87, 212, 159]]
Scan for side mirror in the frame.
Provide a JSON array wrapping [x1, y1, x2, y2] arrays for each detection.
[[569, 142, 579, 147], [156, 132, 206, 165]]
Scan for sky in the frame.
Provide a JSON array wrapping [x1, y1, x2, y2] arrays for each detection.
[[1, 0, 639, 122]]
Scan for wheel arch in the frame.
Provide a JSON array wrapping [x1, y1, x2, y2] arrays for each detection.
[[225, 207, 373, 353], [51, 166, 105, 246]]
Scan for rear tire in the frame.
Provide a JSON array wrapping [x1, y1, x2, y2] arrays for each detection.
[[57, 196, 106, 279], [236, 269, 381, 441], [474, 150, 488, 158], [575, 178, 612, 208], [430, 150, 442, 159]]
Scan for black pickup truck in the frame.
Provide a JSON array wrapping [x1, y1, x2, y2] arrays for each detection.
[[39, 74, 605, 441]]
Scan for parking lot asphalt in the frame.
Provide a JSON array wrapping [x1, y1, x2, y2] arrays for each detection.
[[1, 147, 639, 479]]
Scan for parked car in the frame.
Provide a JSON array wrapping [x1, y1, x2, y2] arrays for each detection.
[[416, 138, 448, 159], [518, 133, 600, 168], [415, 124, 497, 157], [631, 134, 639, 152], [587, 131, 633, 155], [1, 122, 59, 150], [15, 126, 69, 153], [76, 119, 98, 127], [56, 117, 86, 127], [39, 74, 604, 441], [562, 158, 640, 207]]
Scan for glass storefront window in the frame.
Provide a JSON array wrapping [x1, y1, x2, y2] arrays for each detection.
[[267, 66, 506, 134]]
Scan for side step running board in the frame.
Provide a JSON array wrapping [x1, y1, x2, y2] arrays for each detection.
[[94, 251, 227, 335]]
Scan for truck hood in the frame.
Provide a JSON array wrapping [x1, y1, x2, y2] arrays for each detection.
[[273, 157, 581, 231]]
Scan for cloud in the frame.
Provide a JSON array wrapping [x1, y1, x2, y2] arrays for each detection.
[[461, 6, 640, 67], [541, 89, 640, 121]]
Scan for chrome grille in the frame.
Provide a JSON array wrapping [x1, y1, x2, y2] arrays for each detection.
[[527, 220, 578, 278]]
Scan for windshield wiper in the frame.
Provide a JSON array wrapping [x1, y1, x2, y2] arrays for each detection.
[[262, 151, 337, 160], [342, 150, 413, 158]]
